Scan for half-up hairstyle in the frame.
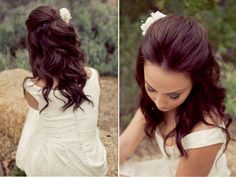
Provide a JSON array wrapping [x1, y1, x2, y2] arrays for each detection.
[[25, 5, 92, 113], [136, 15, 232, 157]]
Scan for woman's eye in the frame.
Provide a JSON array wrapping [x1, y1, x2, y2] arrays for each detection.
[[170, 94, 180, 100], [146, 86, 155, 92]]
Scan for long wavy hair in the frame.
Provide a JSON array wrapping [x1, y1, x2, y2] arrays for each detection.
[[136, 15, 232, 157], [24, 6, 92, 113]]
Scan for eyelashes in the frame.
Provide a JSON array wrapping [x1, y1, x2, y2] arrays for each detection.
[[169, 94, 180, 100], [146, 86, 156, 92], [146, 85, 181, 100]]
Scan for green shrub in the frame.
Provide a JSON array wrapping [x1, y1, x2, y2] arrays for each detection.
[[0, 0, 117, 75], [0, 49, 29, 71], [0, 51, 11, 71], [10, 166, 26, 176], [221, 62, 236, 118], [119, 17, 141, 128], [72, 1, 117, 75]]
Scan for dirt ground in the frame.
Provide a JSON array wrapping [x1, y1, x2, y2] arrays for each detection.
[[99, 76, 118, 176], [0, 69, 118, 176], [126, 119, 236, 176]]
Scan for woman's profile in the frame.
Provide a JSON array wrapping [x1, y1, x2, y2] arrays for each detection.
[[15, 6, 107, 176]]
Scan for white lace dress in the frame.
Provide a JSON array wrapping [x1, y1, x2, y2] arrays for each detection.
[[120, 126, 230, 177], [16, 68, 108, 176]]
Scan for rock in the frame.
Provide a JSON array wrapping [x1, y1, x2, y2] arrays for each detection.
[[0, 69, 30, 143]]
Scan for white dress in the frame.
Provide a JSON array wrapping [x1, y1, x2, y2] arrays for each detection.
[[16, 68, 108, 176], [120, 125, 231, 177]]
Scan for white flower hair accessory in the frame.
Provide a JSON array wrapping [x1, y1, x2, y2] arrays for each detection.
[[59, 8, 72, 23], [140, 11, 166, 36]]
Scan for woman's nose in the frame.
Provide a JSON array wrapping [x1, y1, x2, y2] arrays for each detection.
[[154, 95, 168, 109]]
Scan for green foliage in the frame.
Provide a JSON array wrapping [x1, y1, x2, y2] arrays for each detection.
[[0, 9, 26, 50], [0, 51, 11, 70], [201, 1, 236, 64], [15, 49, 31, 70], [72, 1, 118, 75], [0, 49, 29, 70], [10, 166, 26, 176], [120, 17, 140, 119], [120, 0, 156, 23], [0, 0, 117, 75], [176, 0, 215, 16], [158, 0, 236, 63], [221, 63, 236, 117]]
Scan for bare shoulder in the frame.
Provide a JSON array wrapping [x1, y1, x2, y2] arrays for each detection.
[[176, 110, 224, 176], [192, 110, 222, 133], [177, 143, 222, 176], [183, 143, 222, 161]]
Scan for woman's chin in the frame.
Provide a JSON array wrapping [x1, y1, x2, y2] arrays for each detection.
[[158, 107, 170, 112], [158, 107, 176, 113]]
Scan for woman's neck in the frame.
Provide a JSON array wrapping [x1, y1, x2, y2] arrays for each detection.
[[163, 109, 177, 128]]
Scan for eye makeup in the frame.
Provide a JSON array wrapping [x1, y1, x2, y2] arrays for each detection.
[[169, 94, 181, 100], [145, 81, 184, 99], [146, 84, 156, 92]]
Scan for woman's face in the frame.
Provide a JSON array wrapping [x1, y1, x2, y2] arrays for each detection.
[[144, 60, 193, 112]]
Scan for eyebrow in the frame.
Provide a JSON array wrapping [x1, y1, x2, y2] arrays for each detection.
[[145, 81, 185, 95]]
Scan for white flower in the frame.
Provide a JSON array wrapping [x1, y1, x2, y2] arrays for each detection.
[[59, 8, 72, 24], [140, 11, 166, 36]]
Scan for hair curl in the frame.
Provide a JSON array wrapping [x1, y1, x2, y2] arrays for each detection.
[[136, 15, 232, 157], [25, 6, 92, 113]]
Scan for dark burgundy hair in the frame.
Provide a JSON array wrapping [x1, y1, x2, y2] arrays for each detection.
[[24, 5, 92, 112], [136, 15, 232, 157]]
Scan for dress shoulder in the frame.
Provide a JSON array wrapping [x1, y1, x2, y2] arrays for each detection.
[[88, 67, 99, 81], [85, 67, 100, 89], [23, 78, 41, 93], [23, 78, 43, 104], [181, 126, 226, 150]]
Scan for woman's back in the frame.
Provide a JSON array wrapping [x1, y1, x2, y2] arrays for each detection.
[[16, 67, 108, 176], [24, 67, 99, 116]]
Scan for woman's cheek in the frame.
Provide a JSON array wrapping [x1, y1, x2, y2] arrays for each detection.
[[174, 92, 190, 107], [172, 99, 183, 108]]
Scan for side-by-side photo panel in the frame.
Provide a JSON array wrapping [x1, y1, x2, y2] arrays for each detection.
[[120, 1, 236, 177], [0, 0, 118, 176]]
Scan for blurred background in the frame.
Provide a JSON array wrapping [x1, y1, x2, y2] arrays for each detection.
[[0, 0, 117, 176], [0, 0, 117, 75], [120, 0, 236, 175]]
